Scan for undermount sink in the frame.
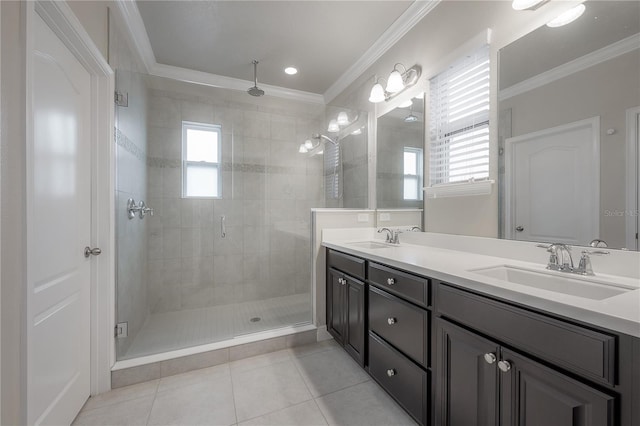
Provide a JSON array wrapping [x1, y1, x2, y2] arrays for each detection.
[[347, 241, 397, 250], [469, 265, 634, 300]]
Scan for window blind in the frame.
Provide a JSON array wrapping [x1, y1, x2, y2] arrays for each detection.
[[324, 142, 340, 199], [429, 45, 490, 186]]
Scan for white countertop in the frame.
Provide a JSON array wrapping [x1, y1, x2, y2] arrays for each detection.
[[322, 229, 640, 338]]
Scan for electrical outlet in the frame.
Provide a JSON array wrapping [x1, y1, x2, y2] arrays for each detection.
[[379, 213, 391, 222]]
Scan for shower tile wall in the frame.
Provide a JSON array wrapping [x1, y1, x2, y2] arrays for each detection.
[[109, 15, 149, 357], [341, 131, 368, 209], [145, 79, 325, 315]]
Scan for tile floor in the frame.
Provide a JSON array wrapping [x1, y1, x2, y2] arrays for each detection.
[[75, 340, 417, 426], [122, 294, 312, 359]]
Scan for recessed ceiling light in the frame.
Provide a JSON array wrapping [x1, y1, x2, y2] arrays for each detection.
[[547, 4, 586, 28], [399, 100, 413, 108], [284, 67, 298, 75], [511, 0, 544, 11]]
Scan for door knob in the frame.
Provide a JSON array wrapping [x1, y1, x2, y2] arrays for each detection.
[[387, 317, 397, 325], [84, 247, 102, 258], [498, 360, 512, 372], [386, 369, 396, 377], [483, 353, 497, 364], [516, 226, 524, 232]]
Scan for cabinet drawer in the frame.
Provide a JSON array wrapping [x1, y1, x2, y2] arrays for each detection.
[[327, 249, 365, 280], [369, 332, 428, 426], [369, 286, 429, 367], [369, 262, 429, 307], [437, 283, 616, 386]]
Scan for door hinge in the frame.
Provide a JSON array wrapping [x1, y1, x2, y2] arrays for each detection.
[[115, 322, 128, 338], [115, 91, 128, 107]]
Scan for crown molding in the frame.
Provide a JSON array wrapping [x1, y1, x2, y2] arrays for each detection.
[[499, 32, 640, 102], [323, 0, 441, 104], [150, 63, 325, 104], [112, 0, 156, 73]]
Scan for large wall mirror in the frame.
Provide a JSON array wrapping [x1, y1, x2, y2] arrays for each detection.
[[498, 0, 640, 250], [376, 92, 425, 209]]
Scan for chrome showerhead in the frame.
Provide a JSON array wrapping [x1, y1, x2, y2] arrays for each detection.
[[248, 60, 265, 97]]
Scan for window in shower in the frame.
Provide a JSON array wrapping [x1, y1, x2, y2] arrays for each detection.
[[182, 121, 222, 198], [403, 147, 423, 200]]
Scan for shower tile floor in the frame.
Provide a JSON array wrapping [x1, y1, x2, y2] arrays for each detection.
[[123, 293, 312, 359], [75, 340, 417, 426]]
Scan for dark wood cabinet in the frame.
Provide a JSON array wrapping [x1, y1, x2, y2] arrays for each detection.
[[436, 318, 616, 426], [435, 318, 499, 426], [327, 260, 365, 366], [325, 248, 638, 426]]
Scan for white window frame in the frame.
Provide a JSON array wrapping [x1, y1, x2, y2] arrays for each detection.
[[403, 147, 423, 201], [426, 44, 494, 198], [182, 121, 222, 199]]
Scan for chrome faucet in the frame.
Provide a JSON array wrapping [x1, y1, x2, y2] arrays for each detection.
[[378, 228, 401, 244], [538, 243, 609, 275], [546, 243, 574, 272]]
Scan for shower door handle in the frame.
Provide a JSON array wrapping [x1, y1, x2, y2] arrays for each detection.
[[221, 215, 226, 238]]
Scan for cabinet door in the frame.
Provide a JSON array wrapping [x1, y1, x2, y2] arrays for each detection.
[[345, 276, 365, 366], [435, 319, 499, 426], [327, 268, 346, 344], [499, 349, 615, 426]]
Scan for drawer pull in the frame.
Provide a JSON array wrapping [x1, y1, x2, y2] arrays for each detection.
[[498, 360, 512, 373], [386, 368, 396, 377], [387, 317, 397, 325], [386, 277, 396, 285], [484, 353, 497, 364]]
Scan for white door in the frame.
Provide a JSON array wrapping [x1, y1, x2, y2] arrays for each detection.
[[28, 12, 92, 425], [505, 117, 599, 246]]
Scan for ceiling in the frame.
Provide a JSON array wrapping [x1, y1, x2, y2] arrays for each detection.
[[135, 1, 414, 95]]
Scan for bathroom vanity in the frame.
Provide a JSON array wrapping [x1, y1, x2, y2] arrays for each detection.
[[324, 231, 640, 426]]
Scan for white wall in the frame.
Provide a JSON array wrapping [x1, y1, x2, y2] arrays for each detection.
[[1, 2, 27, 423]]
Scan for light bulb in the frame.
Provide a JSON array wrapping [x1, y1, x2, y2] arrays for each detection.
[[327, 119, 340, 133], [368, 83, 386, 103], [298, 144, 308, 153], [337, 111, 349, 126], [386, 69, 405, 93], [304, 139, 314, 150], [511, 0, 544, 10], [547, 4, 586, 27]]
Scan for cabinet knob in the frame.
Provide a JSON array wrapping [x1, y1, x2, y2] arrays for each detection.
[[483, 353, 497, 364], [386, 278, 396, 285], [498, 360, 512, 373], [516, 226, 524, 232], [387, 317, 397, 325], [386, 369, 396, 377], [338, 278, 346, 285]]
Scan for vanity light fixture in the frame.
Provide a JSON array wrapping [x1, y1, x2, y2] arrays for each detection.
[[368, 80, 386, 103], [351, 128, 363, 135], [547, 3, 586, 27], [284, 66, 298, 75], [298, 144, 308, 153], [511, 0, 545, 11], [368, 64, 421, 103], [404, 105, 418, 123], [327, 119, 340, 133], [337, 111, 350, 126], [304, 139, 315, 150]]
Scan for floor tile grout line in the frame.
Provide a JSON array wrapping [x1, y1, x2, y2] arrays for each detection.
[[236, 399, 319, 425], [228, 362, 240, 426], [143, 380, 160, 426], [311, 398, 331, 426], [311, 376, 372, 400]]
